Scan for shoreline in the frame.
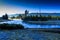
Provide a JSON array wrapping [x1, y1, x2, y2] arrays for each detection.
[[26, 28, 60, 33], [0, 29, 60, 40], [26, 21, 60, 25]]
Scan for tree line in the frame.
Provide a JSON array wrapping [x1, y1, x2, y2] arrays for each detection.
[[22, 15, 60, 21]]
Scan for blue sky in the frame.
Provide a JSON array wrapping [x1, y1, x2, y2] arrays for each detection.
[[0, 0, 60, 16], [0, 0, 39, 16], [40, 0, 60, 13]]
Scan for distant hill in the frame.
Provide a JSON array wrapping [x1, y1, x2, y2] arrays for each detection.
[[8, 13, 60, 17], [40, 13, 60, 16], [8, 14, 21, 17], [29, 13, 60, 16]]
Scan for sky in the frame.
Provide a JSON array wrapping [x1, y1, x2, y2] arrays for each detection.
[[0, 0, 60, 17], [0, 0, 39, 17], [40, 0, 60, 13]]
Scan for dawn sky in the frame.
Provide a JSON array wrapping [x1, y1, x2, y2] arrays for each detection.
[[0, 0, 39, 16]]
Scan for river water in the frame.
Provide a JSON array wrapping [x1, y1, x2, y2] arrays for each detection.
[[0, 19, 60, 28], [0, 19, 60, 40]]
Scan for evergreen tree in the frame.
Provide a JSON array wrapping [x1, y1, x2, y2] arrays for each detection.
[[2, 15, 5, 19], [5, 14, 8, 20], [2, 14, 8, 20], [48, 15, 51, 20]]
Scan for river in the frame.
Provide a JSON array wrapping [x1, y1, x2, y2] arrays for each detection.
[[0, 19, 60, 28], [0, 19, 60, 40]]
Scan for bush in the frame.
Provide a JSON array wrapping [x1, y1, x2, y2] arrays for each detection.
[[0, 23, 24, 30]]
